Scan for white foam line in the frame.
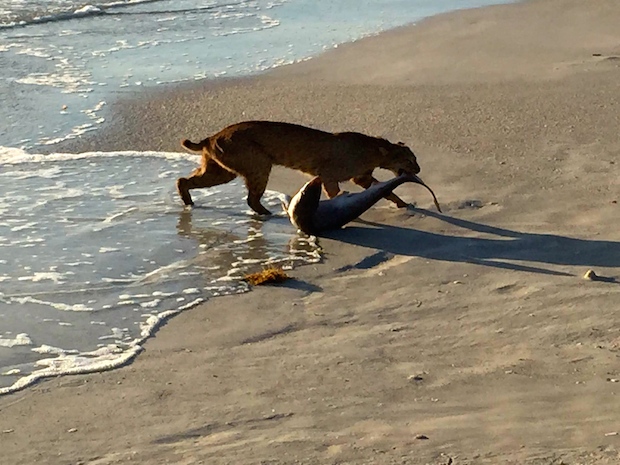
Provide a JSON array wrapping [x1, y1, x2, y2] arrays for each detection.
[[98, 247, 120, 253], [0, 298, 205, 396], [132, 258, 194, 285], [0, 333, 32, 348], [1, 284, 118, 299], [0, 146, 195, 165], [0, 345, 142, 395], [17, 272, 68, 283], [31, 345, 79, 355], [10, 296, 93, 312]]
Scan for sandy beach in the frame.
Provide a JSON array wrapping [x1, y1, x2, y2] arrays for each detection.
[[2, 0, 620, 463]]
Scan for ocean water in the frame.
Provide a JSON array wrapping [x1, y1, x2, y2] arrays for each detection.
[[0, 0, 513, 394], [0, 147, 320, 394]]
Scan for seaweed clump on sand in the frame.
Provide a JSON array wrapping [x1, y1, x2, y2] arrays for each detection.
[[244, 266, 290, 286]]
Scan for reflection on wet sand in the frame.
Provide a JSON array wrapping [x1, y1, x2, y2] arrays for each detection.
[[176, 209, 321, 283]]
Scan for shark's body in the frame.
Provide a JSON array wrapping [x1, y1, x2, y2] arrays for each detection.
[[283, 173, 441, 235]]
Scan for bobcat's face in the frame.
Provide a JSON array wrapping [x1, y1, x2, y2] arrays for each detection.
[[381, 142, 421, 175]]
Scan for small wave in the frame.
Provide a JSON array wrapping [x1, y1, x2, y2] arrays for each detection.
[[0, 5, 105, 29], [16, 272, 69, 283], [134, 259, 194, 285], [0, 146, 195, 166], [0, 333, 33, 348], [102, 206, 139, 223], [0, 0, 249, 29], [32, 345, 79, 355], [11, 296, 94, 312], [213, 14, 281, 37]]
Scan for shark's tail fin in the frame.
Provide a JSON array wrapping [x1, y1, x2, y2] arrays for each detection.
[[406, 174, 442, 213]]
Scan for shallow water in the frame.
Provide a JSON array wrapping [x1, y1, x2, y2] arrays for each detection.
[[0, 148, 319, 393]]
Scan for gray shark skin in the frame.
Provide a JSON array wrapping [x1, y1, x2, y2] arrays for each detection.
[[284, 173, 441, 236]]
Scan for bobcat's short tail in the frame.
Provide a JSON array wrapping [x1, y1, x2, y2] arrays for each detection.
[[181, 139, 205, 152]]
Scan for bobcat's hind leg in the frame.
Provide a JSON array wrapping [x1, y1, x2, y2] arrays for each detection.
[[177, 158, 237, 206]]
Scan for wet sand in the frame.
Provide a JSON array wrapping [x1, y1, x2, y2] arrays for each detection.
[[2, 0, 620, 463]]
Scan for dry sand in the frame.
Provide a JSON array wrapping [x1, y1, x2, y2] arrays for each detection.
[[2, 0, 620, 463]]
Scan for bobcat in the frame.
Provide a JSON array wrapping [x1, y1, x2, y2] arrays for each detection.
[[178, 120, 421, 215]]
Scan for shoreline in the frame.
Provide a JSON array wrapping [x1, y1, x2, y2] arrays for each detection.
[[47, 0, 620, 164], [2, 0, 620, 463], [45, 1, 539, 156]]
